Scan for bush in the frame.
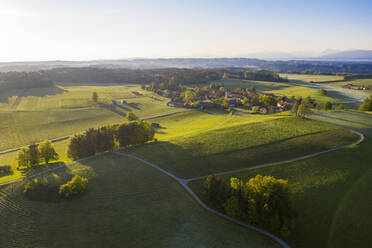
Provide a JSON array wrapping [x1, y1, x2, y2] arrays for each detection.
[[127, 112, 138, 121], [336, 104, 344, 110], [58, 175, 88, 199], [320, 89, 327, 95]]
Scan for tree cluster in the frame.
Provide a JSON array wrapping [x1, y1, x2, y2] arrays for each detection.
[[291, 96, 314, 118], [204, 175, 296, 238], [0, 71, 53, 92], [67, 121, 154, 160], [17, 141, 59, 168]]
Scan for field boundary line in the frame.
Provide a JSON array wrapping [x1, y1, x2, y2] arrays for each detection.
[[111, 150, 290, 248]]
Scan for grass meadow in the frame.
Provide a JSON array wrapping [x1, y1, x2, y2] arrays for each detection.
[[0, 153, 280, 248], [279, 73, 344, 82], [189, 111, 372, 248], [127, 113, 359, 178], [0, 109, 232, 184]]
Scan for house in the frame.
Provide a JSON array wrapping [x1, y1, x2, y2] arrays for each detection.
[[277, 100, 292, 110], [167, 101, 184, 108]]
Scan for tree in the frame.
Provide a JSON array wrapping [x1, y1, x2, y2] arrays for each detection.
[[17, 147, 31, 168], [291, 101, 299, 115], [359, 96, 372, 111], [17, 144, 40, 168], [297, 103, 311, 118], [204, 175, 230, 209], [222, 99, 230, 109], [28, 144, 40, 167], [252, 106, 260, 113], [319, 89, 327, 95], [184, 90, 196, 102], [39, 140, 59, 164], [323, 101, 332, 110], [242, 97, 250, 107], [336, 104, 344, 110], [92, 92, 98, 102], [127, 112, 138, 121]]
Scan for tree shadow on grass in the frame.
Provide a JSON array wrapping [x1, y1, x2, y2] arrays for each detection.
[[0, 85, 68, 103], [98, 103, 128, 118]]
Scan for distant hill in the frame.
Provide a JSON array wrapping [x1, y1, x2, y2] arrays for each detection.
[[319, 50, 372, 60]]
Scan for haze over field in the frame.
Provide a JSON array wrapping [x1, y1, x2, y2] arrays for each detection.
[[1, 0, 372, 61]]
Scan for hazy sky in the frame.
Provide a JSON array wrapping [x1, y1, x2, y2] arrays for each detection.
[[1, 0, 372, 61]]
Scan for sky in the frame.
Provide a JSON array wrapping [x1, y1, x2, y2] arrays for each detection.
[[1, 0, 372, 61]]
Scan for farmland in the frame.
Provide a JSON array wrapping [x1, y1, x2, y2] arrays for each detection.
[[0, 153, 280, 248], [0, 83, 177, 151], [189, 110, 372, 248], [0, 78, 367, 248]]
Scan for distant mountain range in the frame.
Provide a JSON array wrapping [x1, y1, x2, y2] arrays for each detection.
[[0, 50, 371, 73], [318, 50, 372, 60]]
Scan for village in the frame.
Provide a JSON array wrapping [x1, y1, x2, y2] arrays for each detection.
[[143, 83, 294, 114]]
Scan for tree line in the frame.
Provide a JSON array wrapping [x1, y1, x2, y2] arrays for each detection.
[[1, 67, 287, 91], [0, 71, 53, 92], [67, 120, 154, 160], [204, 174, 296, 238]]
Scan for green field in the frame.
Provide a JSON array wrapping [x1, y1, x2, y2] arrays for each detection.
[[189, 111, 372, 248], [127, 112, 359, 178], [280, 73, 344, 82], [0, 110, 233, 184], [0, 83, 176, 151], [0, 153, 280, 248]]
